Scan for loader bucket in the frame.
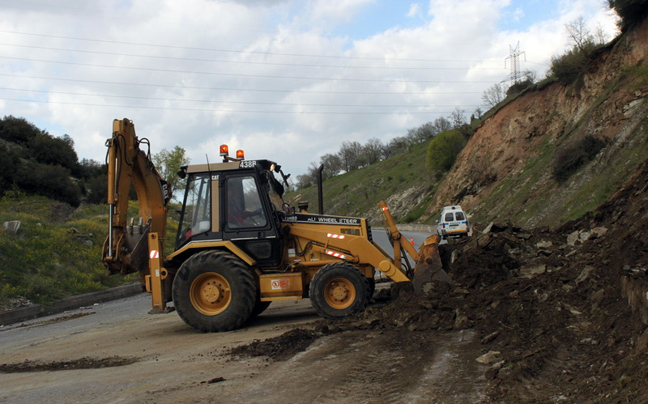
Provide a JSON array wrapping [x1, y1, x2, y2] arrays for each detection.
[[412, 234, 452, 293]]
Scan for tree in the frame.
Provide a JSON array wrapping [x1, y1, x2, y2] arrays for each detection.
[[565, 17, 592, 52], [473, 107, 484, 120], [506, 71, 536, 97], [320, 153, 342, 180], [608, 0, 648, 31], [450, 108, 467, 129], [0, 143, 20, 196], [482, 83, 506, 108], [153, 146, 190, 197], [295, 173, 314, 189], [338, 141, 363, 172], [426, 129, 467, 173], [549, 17, 605, 85], [0, 115, 40, 145], [14, 160, 81, 207], [361, 138, 384, 165], [29, 132, 78, 172], [384, 136, 409, 158], [431, 117, 452, 134]]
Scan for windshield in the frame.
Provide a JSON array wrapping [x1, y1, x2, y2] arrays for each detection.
[[176, 173, 211, 247], [227, 175, 268, 229]]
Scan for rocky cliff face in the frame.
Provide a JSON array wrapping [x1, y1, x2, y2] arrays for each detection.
[[426, 19, 648, 229]]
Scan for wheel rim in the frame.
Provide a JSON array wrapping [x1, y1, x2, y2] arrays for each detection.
[[190, 272, 232, 316], [323, 277, 356, 310]]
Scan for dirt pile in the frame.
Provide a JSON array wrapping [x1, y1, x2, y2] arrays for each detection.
[[342, 162, 648, 403], [230, 161, 648, 402], [229, 328, 323, 361], [0, 356, 138, 373]]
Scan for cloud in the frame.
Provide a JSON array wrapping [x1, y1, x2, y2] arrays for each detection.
[[407, 3, 422, 18], [0, 0, 619, 179]]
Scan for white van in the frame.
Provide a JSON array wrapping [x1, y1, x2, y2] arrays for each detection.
[[436, 205, 470, 239]]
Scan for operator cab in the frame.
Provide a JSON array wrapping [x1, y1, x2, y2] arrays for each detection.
[[174, 146, 287, 268]]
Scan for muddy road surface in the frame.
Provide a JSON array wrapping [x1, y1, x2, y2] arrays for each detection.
[[0, 287, 487, 404]]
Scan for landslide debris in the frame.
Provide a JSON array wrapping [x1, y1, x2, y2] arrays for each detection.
[[0, 356, 138, 373], [229, 328, 323, 361], [335, 161, 648, 403], [231, 159, 648, 402]]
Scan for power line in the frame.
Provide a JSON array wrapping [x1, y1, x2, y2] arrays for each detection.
[[0, 56, 496, 84], [0, 97, 470, 115], [0, 29, 501, 64], [0, 42, 503, 71], [0, 87, 480, 109], [0, 73, 484, 96]]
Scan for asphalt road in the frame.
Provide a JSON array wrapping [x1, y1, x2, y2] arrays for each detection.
[[0, 230, 489, 404]]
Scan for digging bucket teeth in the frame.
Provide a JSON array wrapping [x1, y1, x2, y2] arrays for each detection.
[[378, 201, 451, 293], [412, 234, 452, 293]]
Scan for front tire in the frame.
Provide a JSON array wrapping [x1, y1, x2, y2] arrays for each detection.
[[310, 262, 370, 319], [172, 250, 256, 332]]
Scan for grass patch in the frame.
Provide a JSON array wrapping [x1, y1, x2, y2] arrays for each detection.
[[286, 144, 438, 223], [0, 195, 183, 309]]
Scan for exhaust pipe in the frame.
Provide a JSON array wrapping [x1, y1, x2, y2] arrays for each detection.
[[317, 164, 324, 214]]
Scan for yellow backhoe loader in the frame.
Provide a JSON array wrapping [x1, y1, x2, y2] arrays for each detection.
[[103, 118, 449, 332]]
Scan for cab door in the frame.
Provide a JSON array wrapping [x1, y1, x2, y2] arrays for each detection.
[[221, 173, 283, 267]]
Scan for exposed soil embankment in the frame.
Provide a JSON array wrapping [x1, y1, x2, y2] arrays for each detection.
[[351, 159, 648, 402], [236, 159, 648, 403], [427, 19, 648, 229]]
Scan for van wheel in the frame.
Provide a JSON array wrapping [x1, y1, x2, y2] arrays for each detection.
[[173, 250, 255, 332], [310, 262, 369, 319]]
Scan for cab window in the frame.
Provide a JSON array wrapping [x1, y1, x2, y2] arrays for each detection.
[[227, 176, 267, 229], [176, 173, 211, 247]]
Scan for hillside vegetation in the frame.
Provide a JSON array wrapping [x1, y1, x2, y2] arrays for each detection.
[[286, 142, 440, 225], [293, 18, 648, 232], [0, 194, 125, 308], [425, 18, 648, 228], [2, 8, 648, 311]]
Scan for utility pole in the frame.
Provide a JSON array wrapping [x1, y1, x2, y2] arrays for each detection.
[[503, 42, 526, 87]]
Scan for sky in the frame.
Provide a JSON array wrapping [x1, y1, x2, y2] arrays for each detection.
[[0, 0, 619, 181]]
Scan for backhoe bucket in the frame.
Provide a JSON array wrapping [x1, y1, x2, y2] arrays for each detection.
[[412, 234, 452, 293], [377, 201, 451, 293]]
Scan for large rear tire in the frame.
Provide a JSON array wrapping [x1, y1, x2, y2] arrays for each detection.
[[172, 250, 256, 332], [310, 262, 370, 319], [249, 298, 271, 320]]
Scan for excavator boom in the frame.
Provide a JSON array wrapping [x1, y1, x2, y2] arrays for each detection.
[[102, 119, 171, 276], [378, 201, 450, 292]]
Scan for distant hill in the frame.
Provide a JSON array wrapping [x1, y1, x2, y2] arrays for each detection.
[[285, 142, 441, 226], [291, 18, 648, 232], [426, 18, 648, 229]]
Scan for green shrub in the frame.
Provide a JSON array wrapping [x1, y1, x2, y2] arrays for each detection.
[[0, 115, 40, 145], [426, 129, 467, 173], [552, 135, 607, 182], [0, 144, 20, 196], [15, 161, 82, 207], [549, 44, 595, 85], [608, 0, 648, 31], [28, 132, 78, 172], [506, 78, 534, 96]]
